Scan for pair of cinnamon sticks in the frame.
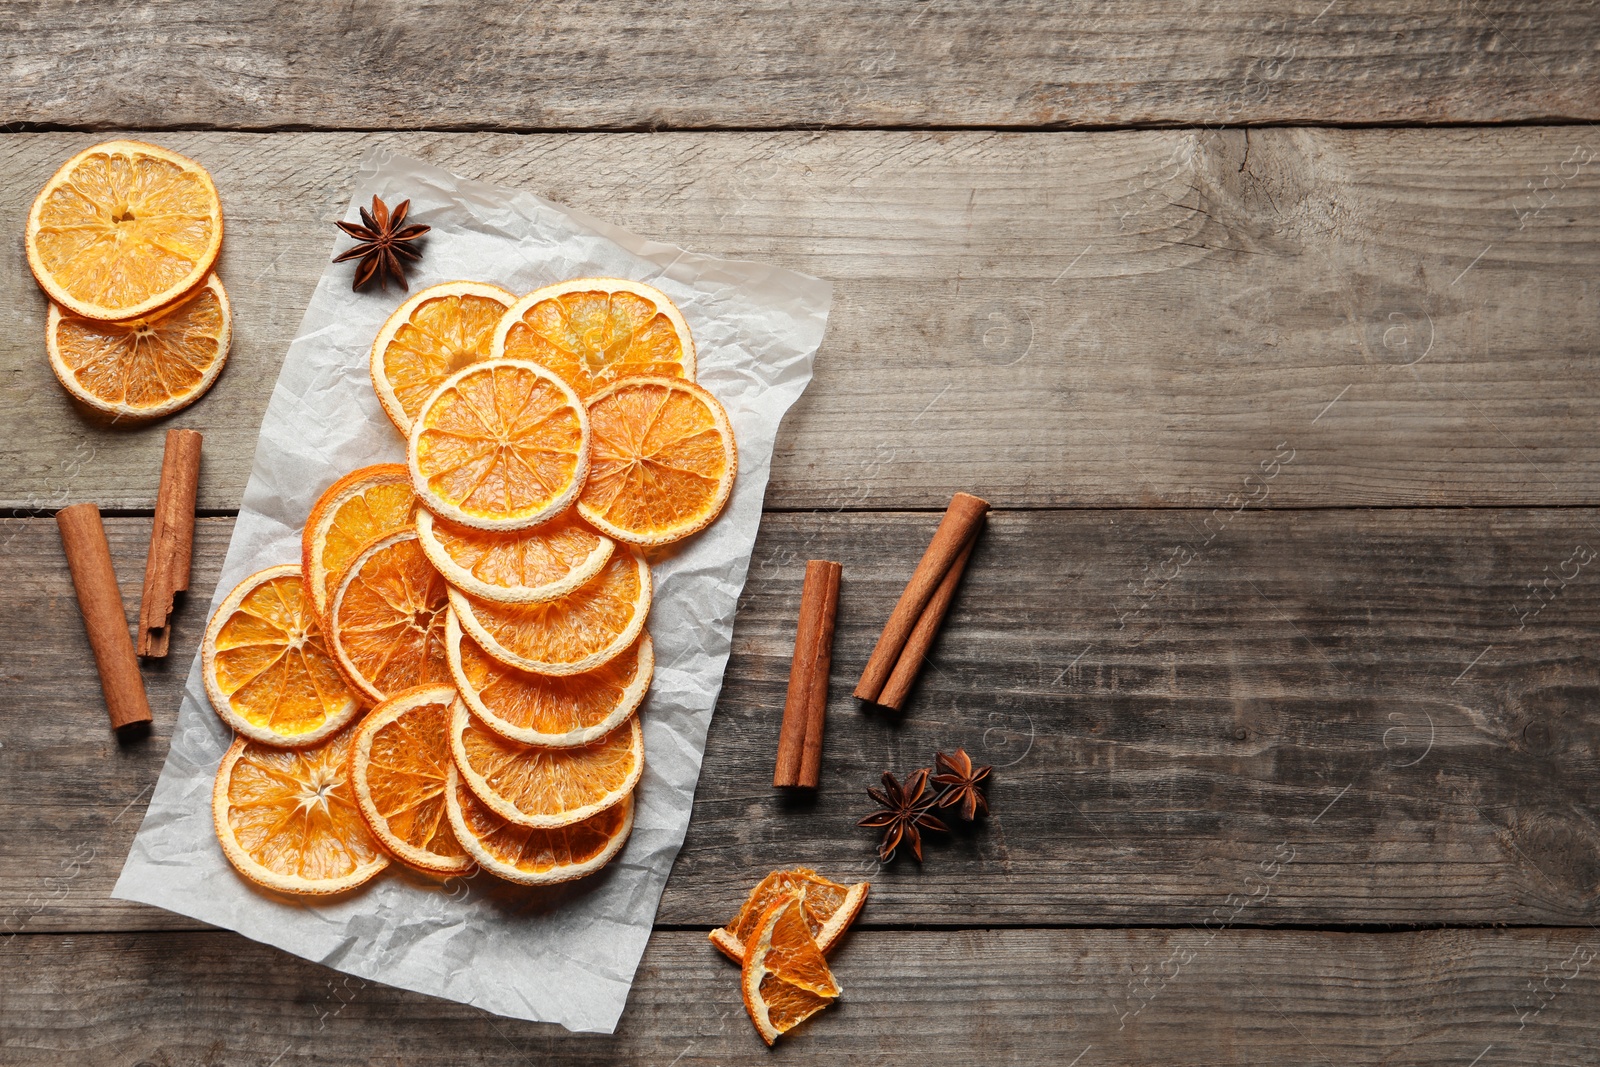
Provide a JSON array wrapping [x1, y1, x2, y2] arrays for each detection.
[[56, 429, 202, 732], [772, 492, 989, 789]]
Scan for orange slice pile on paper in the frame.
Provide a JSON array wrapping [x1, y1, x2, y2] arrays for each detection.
[[202, 272, 740, 896]]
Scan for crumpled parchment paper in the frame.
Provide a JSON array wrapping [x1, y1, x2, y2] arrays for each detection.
[[112, 147, 831, 1033]]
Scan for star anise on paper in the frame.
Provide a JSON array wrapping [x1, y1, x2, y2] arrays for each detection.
[[932, 748, 992, 822], [858, 767, 948, 863], [333, 195, 430, 292]]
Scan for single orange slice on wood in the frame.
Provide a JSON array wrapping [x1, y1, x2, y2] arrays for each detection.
[[202, 564, 361, 747], [301, 464, 418, 621], [370, 280, 515, 436], [416, 507, 612, 605], [741, 892, 842, 1045], [348, 684, 474, 876], [450, 700, 643, 827], [447, 612, 653, 747], [444, 766, 633, 886], [46, 273, 230, 421], [327, 530, 451, 705], [578, 377, 737, 547], [710, 868, 869, 963], [409, 359, 589, 531], [27, 140, 223, 321], [448, 548, 651, 676], [213, 727, 389, 896], [491, 277, 695, 400]]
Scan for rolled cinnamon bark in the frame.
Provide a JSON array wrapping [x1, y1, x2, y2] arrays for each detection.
[[138, 428, 203, 657], [57, 503, 152, 731], [876, 531, 977, 712], [854, 491, 988, 704], [774, 559, 842, 788]]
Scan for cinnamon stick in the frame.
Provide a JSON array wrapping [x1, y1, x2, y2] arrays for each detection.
[[57, 503, 152, 731], [138, 429, 202, 657], [854, 491, 989, 704], [774, 559, 842, 789], [876, 531, 977, 712]]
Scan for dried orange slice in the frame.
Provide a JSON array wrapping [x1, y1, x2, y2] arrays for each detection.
[[578, 377, 737, 547], [447, 612, 653, 747], [710, 869, 869, 963], [202, 564, 362, 747], [491, 277, 695, 400], [348, 684, 473, 876], [415, 507, 612, 605], [451, 701, 642, 827], [448, 548, 651, 676], [444, 766, 633, 886], [327, 530, 451, 705], [370, 280, 515, 436], [408, 359, 589, 531], [212, 728, 389, 896], [741, 892, 841, 1045], [46, 273, 230, 420], [301, 464, 418, 621], [27, 140, 223, 322]]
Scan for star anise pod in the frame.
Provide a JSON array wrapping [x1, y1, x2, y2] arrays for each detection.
[[858, 767, 948, 862], [932, 747, 992, 821], [333, 195, 430, 292]]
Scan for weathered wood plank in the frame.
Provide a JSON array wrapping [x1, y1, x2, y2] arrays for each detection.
[[4, 2, 1596, 130], [6, 509, 1600, 932], [3, 128, 1599, 511], [2, 927, 1596, 1064]]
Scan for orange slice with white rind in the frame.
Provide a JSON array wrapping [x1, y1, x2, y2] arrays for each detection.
[[202, 564, 362, 747], [578, 377, 737, 548], [740, 892, 841, 1046], [450, 700, 642, 828], [370, 280, 515, 436], [27, 140, 223, 322], [348, 684, 474, 876], [448, 547, 651, 676], [444, 766, 633, 886], [46, 273, 230, 420], [327, 530, 451, 705], [416, 507, 612, 605], [408, 359, 589, 531], [301, 464, 418, 621], [710, 868, 869, 964], [447, 611, 653, 747], [491, 277, 695, 400], [213, 728, 389, 896]]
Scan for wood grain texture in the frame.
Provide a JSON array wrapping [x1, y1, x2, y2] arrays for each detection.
[[6, 509, 1600, 932], [4, 2, 1597, 131], [2, 927, 1596, 1064], [3, 127, 1599, 511]]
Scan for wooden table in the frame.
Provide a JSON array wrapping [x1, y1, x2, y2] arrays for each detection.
[[5, 4, 1600, 1062]]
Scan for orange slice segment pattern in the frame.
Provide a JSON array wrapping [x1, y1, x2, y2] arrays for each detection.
[[710, 868, 869, 963], [492, 277, 695, 400], [444, 767, 634, 886], [328, 531, 451, 705], [448, 547, 651, 676], [416, 507, 612, 605], [348, 684, 474, 875], [740, 892, 841, 1045], [202, 564, 361, 748], [212, 728, 389, 896], [578, 377, 737, 547], [46, 273, 230, 420], [409, 359, 590, 530], [301, 464, 418, 620], [27, 140, 224, 321], [451, 702, 642, 827], [447, 613, 653, 747], [370, 281, 515, 435]]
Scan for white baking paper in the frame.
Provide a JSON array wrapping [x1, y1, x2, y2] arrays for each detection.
[[113, 147, 830, 1033]]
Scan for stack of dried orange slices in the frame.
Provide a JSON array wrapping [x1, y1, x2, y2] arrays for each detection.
[[26, 141, 231, 421], [204, 276, 738, 897]]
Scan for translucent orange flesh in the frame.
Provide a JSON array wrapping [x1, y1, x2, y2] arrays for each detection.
[[581, 381, 729, 537], [211, 574, 355, 736], [721, 869, 853, 951], [457, 550, 645, 667], [362, 698, 468, 864], [457, 712, 637, 821], [53, 282, 225, 409], [501, 289, 689, 399], [335, 537, 451, 699], [383, 293, 509, 423], [453, 778, 629, 873], [456, 629, 646, 737], [305, 467, 417, 613], [429, 513, 606, 592]]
